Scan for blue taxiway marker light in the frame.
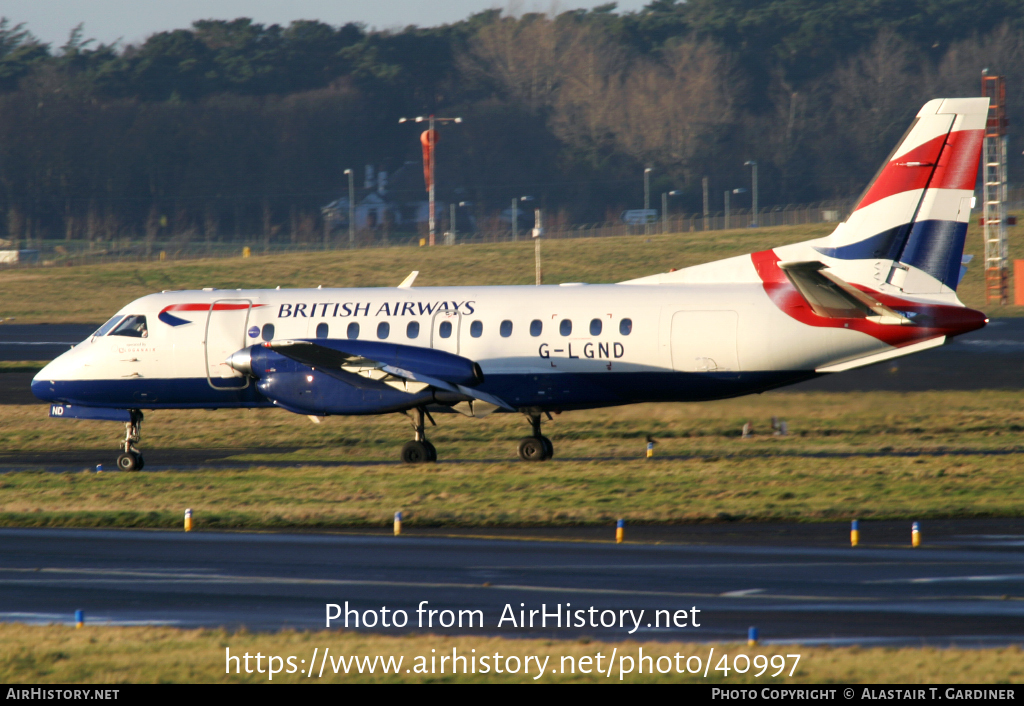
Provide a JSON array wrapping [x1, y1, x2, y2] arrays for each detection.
[[615, 518, 624, 544], [75, 610, 84, 629], [851, 519, 860, 547], [748, 626, 759, 646], [394, 511, 403, 536]]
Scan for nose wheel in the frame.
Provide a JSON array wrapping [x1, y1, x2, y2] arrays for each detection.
[[116, 410, 144, 472], [400, 407, 437, 463], [518, 413, 553, 461]]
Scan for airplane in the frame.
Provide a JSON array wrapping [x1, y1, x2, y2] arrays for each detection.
[[33, 97, 990, 471]]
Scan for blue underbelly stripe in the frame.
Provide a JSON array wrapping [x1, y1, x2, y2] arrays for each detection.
[[33, 371, 818, 411]]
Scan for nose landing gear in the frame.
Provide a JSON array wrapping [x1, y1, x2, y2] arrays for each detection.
[[400, 406, 437, 463], [116, 410, 144, 472], [518, 413, 553, 461]]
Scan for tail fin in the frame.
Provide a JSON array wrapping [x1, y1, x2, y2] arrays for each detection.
[[797, 98, 987, 297]]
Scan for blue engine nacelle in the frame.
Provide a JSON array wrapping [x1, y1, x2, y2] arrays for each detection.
[[255, 370, 435, 415], [229, 342, 471, 415]]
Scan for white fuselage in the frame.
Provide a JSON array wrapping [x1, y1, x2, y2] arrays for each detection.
[[34, 277, 942, 414]]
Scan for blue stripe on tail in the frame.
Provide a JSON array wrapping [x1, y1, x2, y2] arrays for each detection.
[[814, 227, 905, 262], [814, 219, 967, 290]]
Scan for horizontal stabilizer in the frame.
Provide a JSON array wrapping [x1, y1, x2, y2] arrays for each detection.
[[816, 336, 945, 373], [958, 254, 973, 286], [778, 261, 912, 324]]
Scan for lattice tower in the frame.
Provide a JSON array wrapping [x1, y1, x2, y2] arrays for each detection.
[[982, 73, 1009, 304]]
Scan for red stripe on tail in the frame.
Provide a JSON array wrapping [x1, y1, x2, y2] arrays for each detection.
[[854, 134, 947, 211]]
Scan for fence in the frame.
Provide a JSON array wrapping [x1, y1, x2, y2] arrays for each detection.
[[5, 189, 1019, 269], [459, 200, 855, 246]]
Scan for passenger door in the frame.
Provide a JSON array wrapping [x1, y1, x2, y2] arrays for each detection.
[[205, 300, 252, 388]]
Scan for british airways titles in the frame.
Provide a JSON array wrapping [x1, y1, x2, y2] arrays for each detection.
[[277, 300, 476, 318]]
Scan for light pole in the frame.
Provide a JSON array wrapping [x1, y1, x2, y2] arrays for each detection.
[[344, 168, 354, 247], [644, 167, 652, 235], [512, 195, 533, 242], [449, 201, 468, 245], [533, 208, 543, 285], [702, 176, 709, 231], [399, 115, 462, 246], [745, 160, 758, 226], [662, 190, 682, 234], [725, 188, 747, 230]]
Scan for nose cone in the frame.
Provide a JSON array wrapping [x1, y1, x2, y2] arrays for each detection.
[[31, 364, 58, 402], [226, 347, 253, 375]]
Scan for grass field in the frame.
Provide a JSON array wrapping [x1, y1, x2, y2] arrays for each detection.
[[2, 390, 1023, 529], [1, 624, 1021, 683], [0, 216, 1021, 324]]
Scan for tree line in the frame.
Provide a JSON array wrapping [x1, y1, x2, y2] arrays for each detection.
[[0, 1, 1022, 245]]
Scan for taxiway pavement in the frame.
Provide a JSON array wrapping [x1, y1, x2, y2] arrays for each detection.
[[1, 525, 1022, 645]]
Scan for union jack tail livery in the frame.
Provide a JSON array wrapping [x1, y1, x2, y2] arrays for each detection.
[[791, 97, 987, 299]]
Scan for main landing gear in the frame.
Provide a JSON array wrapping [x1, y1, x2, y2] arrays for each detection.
[[518, 413, 553, 462], [116, 410, 144, 472], [401, 406, 437, 464], [396, 407, 555, 464]]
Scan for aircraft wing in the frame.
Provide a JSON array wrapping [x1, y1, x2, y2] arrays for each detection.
[[266, 339, 514, 411]]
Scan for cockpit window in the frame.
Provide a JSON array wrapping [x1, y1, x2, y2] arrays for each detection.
[[109, 315, 149, 338], [93, 315, 125, 338]]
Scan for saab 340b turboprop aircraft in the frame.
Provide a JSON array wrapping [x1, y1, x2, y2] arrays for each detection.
[[34, 98, 990, 470]]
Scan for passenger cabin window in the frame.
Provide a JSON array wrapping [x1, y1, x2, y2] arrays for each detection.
[[407, 321, 420, 339], [347, 322, 360, 339], [500, 320, 513, 338], [93, 315, 124, 337], [470, 320, 483, 338], [110, 315, 148, 338], [262, 323, 275, 341], [590, 319, 602, 336], [377, 322, 390, 339], [315, 323, 328, 339], [559, 319, 572, 336], [439, 321, 453, 339], [530, 320, 542, 337], [620, 318, 632, 336]]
